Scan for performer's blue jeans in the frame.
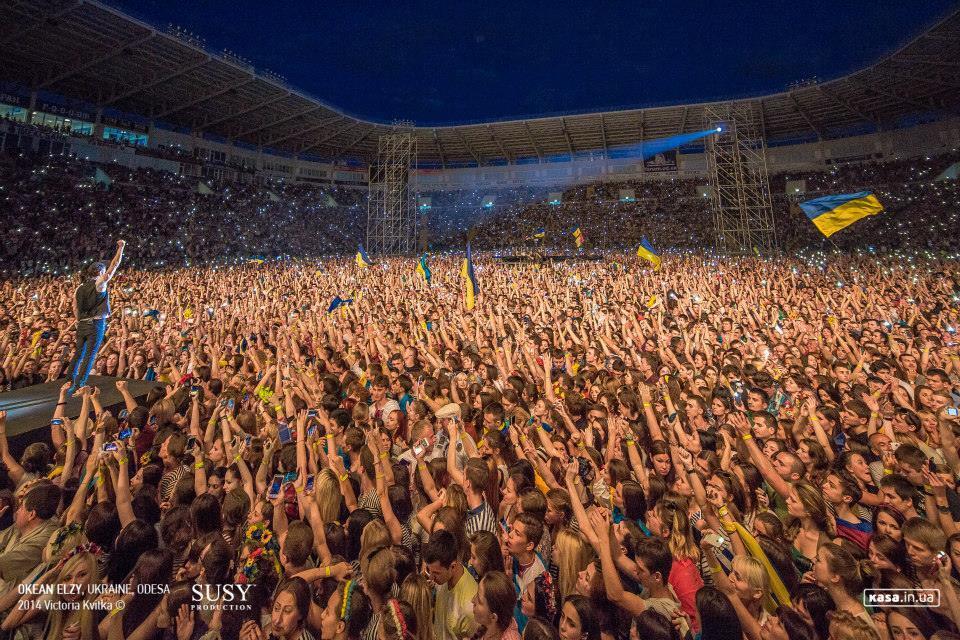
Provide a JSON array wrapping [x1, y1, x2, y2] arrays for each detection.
[[71, 318, 106, 388]]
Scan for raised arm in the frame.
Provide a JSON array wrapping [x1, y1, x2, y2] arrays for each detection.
[[100, 239, 126, 284]]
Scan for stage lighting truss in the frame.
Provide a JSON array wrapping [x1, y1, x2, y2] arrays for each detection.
[[704, 102, 777, 255], [366, 132, 420, 256]]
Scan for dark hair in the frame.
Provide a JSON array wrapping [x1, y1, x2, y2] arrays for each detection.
[[131, 485, 162, 525], [469, 531, 503, 579], [522, 616, 560, 640], [22, 482, 61, 520], [777, 606, 817, 640], [480, 571, 516, 632], [275, 577, 311, 630], [633, 609, 681, 640], [189, 492, 222, 536], [282, 521, 314, 568], [344, 509, 374, 562], [424, 529, 459, 567], [159, 506, 194, 553], [124, 548, 174, 636], [513, 512, 544, 553], [563, 595, 600, 640], [792, 584, 835, 640], [84, 501, 120, 550], [886, 607, 939, 639], [21, 442, 51, 475], [633, 536, 673, 584], [694, 586, 742, 640], [201, 536, 233, 586], [620, 480, 647, 521], [107, 519, 159, 584]]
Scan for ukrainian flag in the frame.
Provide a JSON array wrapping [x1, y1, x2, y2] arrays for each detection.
[[530, 228, 546, 240], [420, 319, 433, 332], [355, 244, 374, 268], [572, 227, 584, 248], [327, 296, 353, 314], [636, 236, 661, 270], [798, 191, 884, 238], [461, 242, 479, 311], [248, 256, 265, 265], [415, 254, 431, 284]]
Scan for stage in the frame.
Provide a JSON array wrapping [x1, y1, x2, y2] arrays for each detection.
[[0, 376, 159, 454]]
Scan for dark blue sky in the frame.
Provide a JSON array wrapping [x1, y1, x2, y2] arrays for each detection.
[[109, 0, 958, 125]]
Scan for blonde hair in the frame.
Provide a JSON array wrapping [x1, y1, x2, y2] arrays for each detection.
[[554, 528, 593, 598], [398, 574, 434, 640], [828, 610, 880, 640], [731, 555, 768, 602], [444, 483, 468, 515], [313, 469, 343, 524], [46, 552, 99, 640], [43, 526, 88, 564], [658, 498, 698, 560], [359, 520, 391, 574]]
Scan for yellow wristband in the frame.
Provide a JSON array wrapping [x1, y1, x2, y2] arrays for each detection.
[[379, 452, 387, 460], [741, 434, 753, 441], [325, 566, 331, 577], [194, 461, 204, 470], [642, 402, 652, 407], [296, 485, 303, 494], [338, 473, 348, 483], [275, 405, 282, 413], [119, 457, 128, 465], [626, 440, 635, 447], [717, 506, 729, 517]]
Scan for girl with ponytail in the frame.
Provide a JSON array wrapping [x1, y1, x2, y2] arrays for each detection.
[[812, 542, 877, 632]]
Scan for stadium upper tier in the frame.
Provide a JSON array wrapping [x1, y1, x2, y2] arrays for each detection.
[[2, 0, 959, 167]]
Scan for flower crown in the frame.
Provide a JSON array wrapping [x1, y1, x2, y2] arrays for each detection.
[[237, 523, 282, 585], [51, 522, 83, 554], [339, 579, 356, 622], [386, 599, 410, 640], [245, 522, 279, 551], [64, 542, 102, 561]]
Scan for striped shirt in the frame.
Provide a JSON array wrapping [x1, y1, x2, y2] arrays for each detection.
[[465, 501, 498, 537]]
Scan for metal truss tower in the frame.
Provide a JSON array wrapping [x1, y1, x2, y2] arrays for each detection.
[[703, 102, 777, 254], [366, 130, 419, 256]]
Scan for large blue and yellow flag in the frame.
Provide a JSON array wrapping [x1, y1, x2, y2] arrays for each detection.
[[636, 236, 661, 270], [529, 228, 546, 240], [415, 254, 431, 284], [327, 296, 354, 314], [461, 242, 479, 311], [355, 244, 374, 268], [798, 191, 884, 238], [572, 227, 584, 248]]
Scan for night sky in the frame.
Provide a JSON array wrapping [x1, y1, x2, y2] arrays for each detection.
[[107, 0, 958, 126]]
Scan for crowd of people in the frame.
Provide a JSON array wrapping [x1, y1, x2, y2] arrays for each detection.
[[454, 153, 960, 255], [0, 226, 960, 640], [0, 155, 366, 275]]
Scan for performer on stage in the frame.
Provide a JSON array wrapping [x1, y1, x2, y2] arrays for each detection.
[[68, 240, 124, 394]]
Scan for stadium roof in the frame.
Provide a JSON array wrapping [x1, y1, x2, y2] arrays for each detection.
[[2, 0, 959, 167]]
